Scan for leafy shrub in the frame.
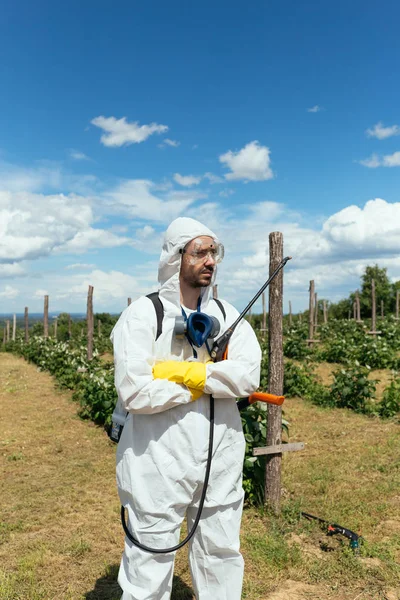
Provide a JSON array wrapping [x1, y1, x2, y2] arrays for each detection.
[[327, 362, 377, 413], [379, 374, 400, 419], [283, 336, 312, 360], [73, 366, 117, 425]]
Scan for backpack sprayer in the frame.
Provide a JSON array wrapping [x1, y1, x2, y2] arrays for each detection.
[[121, 255, 292, 553], [301, 512, 363, 554]]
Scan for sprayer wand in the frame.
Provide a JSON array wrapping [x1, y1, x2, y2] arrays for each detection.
[[210, 255, 292, 362]]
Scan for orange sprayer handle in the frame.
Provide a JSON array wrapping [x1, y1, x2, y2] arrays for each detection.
[[249, 392, 285, 406]]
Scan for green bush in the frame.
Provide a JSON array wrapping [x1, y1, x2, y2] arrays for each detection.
[[327, 362, 377, 413], [379, 374, 400, 419]]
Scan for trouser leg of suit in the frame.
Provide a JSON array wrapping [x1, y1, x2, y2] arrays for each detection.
[[187, 492, 245, 600], [118, 501, 183, 600]]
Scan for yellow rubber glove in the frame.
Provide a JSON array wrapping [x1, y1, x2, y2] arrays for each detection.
[[152, 361, 208, 401]]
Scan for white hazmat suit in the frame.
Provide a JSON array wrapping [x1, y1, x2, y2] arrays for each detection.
[[111, 217, 261, 600]]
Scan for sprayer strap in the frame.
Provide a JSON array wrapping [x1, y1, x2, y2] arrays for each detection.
[[146, 292, 164, 341], [212, 298, 226, 321]]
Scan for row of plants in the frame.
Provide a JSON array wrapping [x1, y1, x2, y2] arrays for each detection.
[[283, 317, 400, 370]]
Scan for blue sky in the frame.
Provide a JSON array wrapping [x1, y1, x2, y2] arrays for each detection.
[[1, 0, 400, 314]]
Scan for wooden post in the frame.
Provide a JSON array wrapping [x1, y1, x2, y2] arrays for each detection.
[[371, 279, 376, 332], [262, 292, 267, 332], [289, 301, 292, 326], [314, 292, 318, 328], [355, 290, 362, 322], [381, 300, 384, 319], [87, 285, 94, 361], [12, 314, 16, 341], [2, 326, 5, 345], [396, 290, 400, 320], [97, 319, 101, 337], [127, 297, 132, 306], [54, 317, 58, 340], [212, 285, 218, 299], [6, 320, 10, 342], [265, 232, 283, 513], [24, 307, 29, 342], [44, 295, 49, 339], [323, 300, 328, 324], [368, 279, 381, 335], [68, 314, 72, 339], [308, 280, 315, 345]]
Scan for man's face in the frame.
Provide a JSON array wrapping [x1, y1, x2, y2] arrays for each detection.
[[179, 236, 218, 289]]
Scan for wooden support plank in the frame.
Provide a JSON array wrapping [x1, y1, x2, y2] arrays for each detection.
[[254, 442, 305, 456]]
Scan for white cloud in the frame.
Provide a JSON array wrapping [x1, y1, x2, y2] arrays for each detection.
[[173, 173, 202, 187], [106, 179, 200, 223], [382, 151, 400, 167], [0, 263, 26, 277], [0, 189, 131, 264], [307, 105, 323, 113], [69, 150, 90, 161], [65, 263, 96, 270], [366, 122, 400, 140], [219, 189, 234, 198], [219, 141, 274, 181], [204, 172, 224, 184], [359, 151, 400, 168], [0, 285, 19, 299], [165, 139, 179, 147], [91, 116, 168, 147], [34, 289, 49, 298], [358, 154, 381, 168]]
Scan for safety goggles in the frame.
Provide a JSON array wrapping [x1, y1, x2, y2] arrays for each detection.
[[179, 243, 224, 264]]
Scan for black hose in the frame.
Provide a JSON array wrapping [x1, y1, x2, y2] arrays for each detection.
[[120, 396, 215, 554]]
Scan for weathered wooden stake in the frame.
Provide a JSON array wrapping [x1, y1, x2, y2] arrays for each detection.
[[289, 301, 292, 326], [6, 320, 10, 342], [355, 290, 362, 322], [371, 280, 376, 332], [54, 317, 58, 340], [12, 314, 16, 341], [308, 280, 315, 345], [24, 307, 29, 343], [212, 284, 218, 299], [368, 279, 381, 335], [2, 326, 6, 345], [323, 300, 328, 324], [98, 319, 101, 337], [381, 300, 384, 319], [314, 292, 318, 328], [87, 285, 94, 361], [265, 232, 284, 513], [262, 292, 267, 333], [127, 297, 132, 306], [44, 295, 49, 338]]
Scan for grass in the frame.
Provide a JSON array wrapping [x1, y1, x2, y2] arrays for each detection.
[[1, 353, 399, 600]]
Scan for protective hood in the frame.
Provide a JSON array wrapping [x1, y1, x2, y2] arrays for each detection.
[[158, 217, 219, 312]]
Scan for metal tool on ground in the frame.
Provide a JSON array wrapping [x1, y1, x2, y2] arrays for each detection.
[[301, 511, 363, 554]]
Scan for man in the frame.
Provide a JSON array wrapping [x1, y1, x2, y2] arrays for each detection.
[[111, 217, 261, 600]]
